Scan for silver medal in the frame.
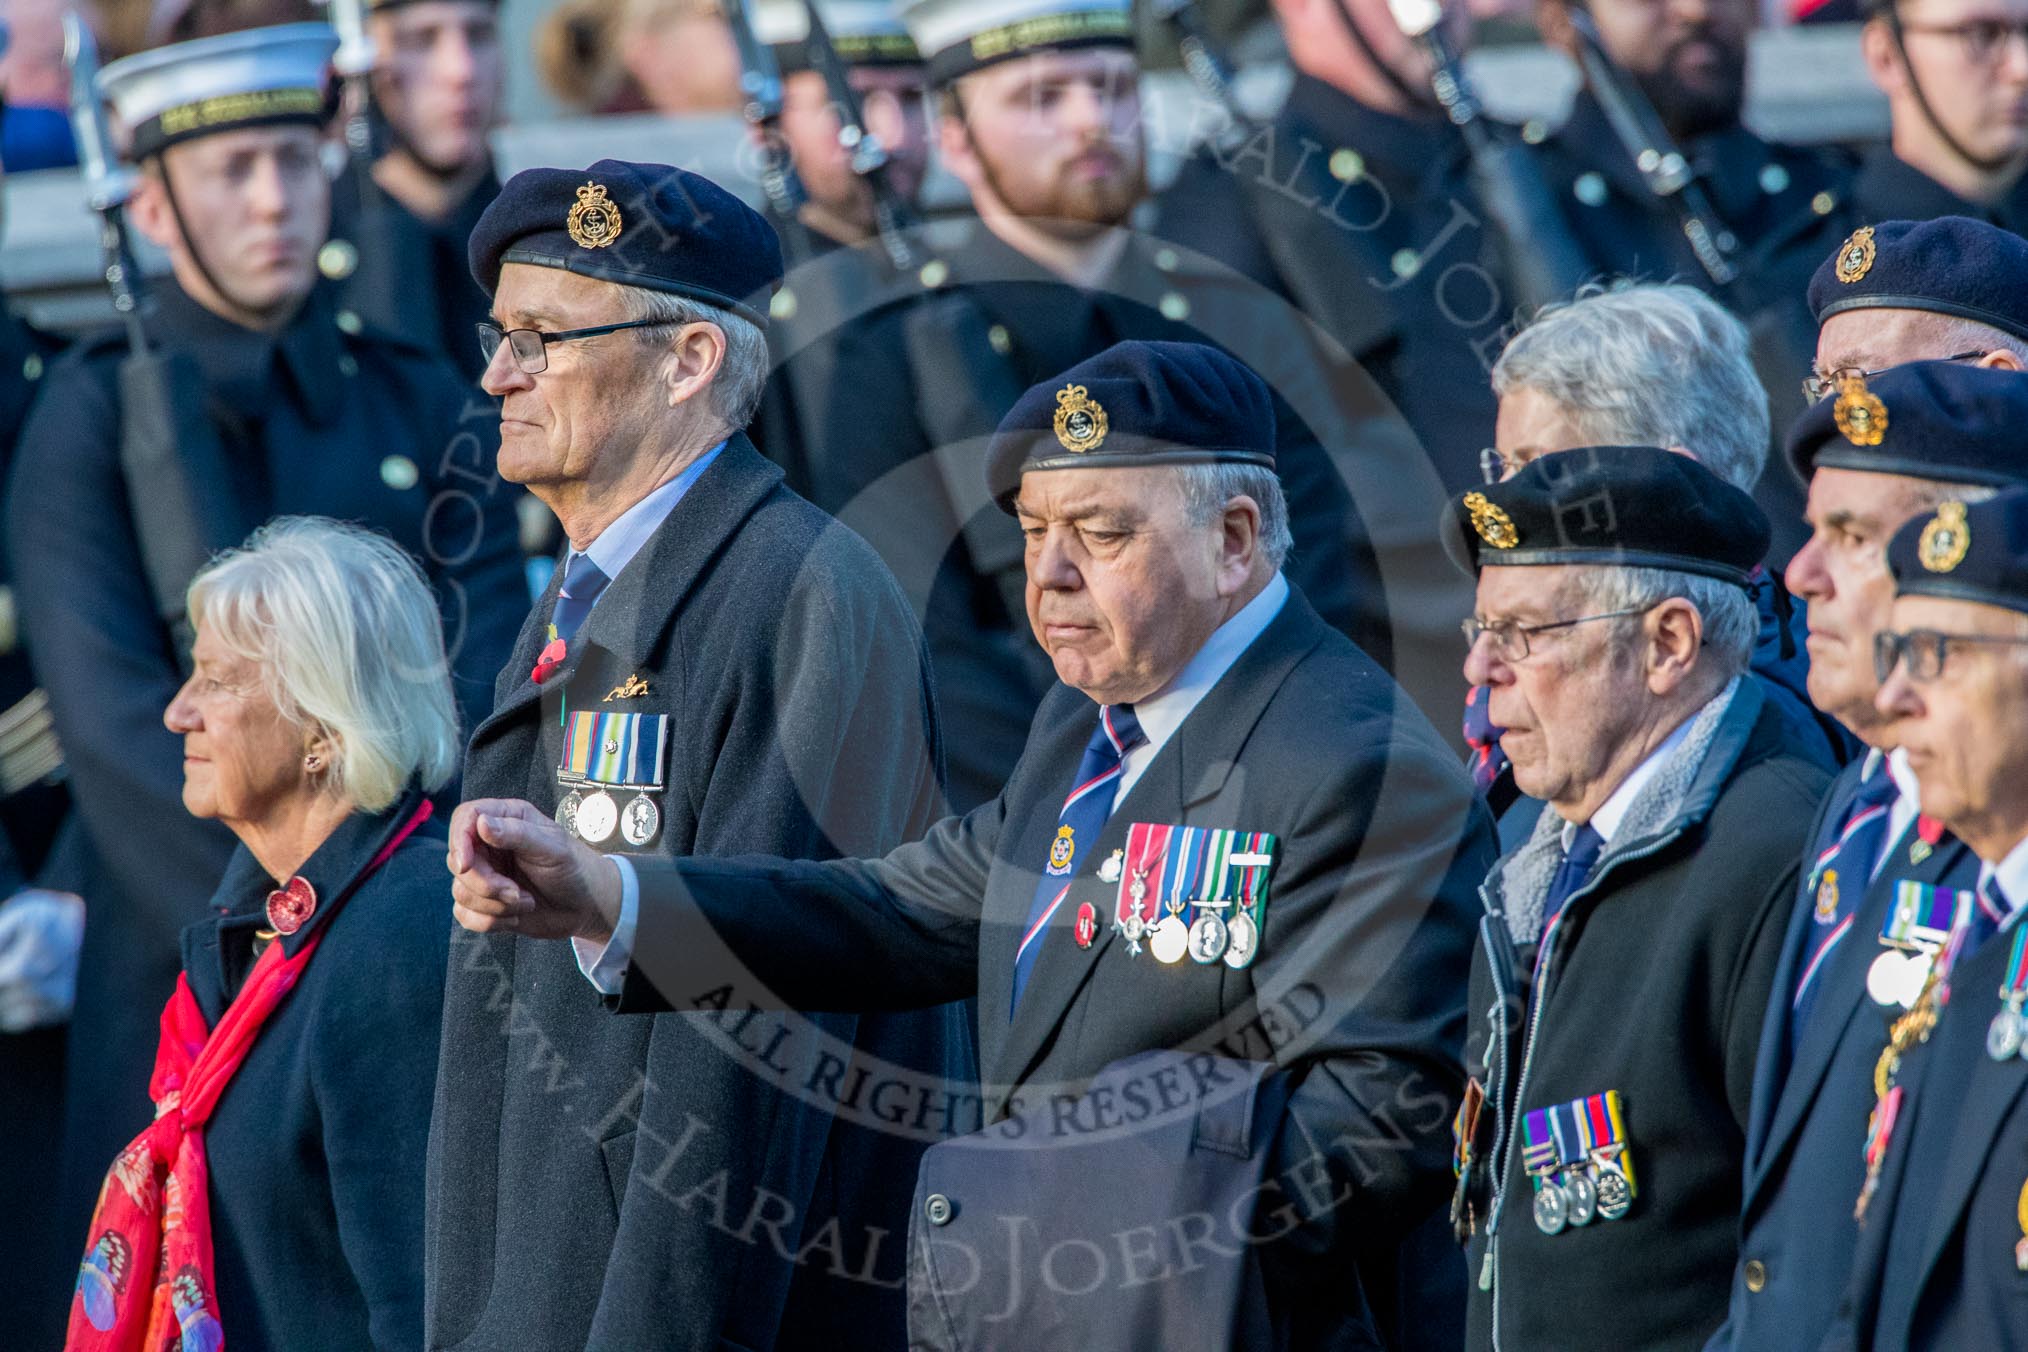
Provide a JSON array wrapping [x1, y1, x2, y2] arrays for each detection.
[[575, 789, 618, 845], [1223, 911, 1260, 969], [1564, 1170, 1598, 1227], [555, 789, 584, 836], [1120, 911, 1146, 943], [1867, 950, 1917, 1009], [1989, 1006, 2025, 1061], [1149, 915, 1189, 964], [1533, 1181, 1569, 1236], [619, 793, 660, 847], [1098, 850, 1123, 884], [1595, 1159, 1632, 1220], [1188, 912, 1229, 964]]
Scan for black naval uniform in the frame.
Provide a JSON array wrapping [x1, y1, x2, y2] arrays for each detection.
[[325, 165, 502, 383], [7, 280, 526, 1239], [1156, 73, 1511, 495]]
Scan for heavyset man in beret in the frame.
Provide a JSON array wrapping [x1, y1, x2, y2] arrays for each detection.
[[447, 337, 1494, 1348], [1448, 447, 1831, 1352], [425, 157, 970, 1351]]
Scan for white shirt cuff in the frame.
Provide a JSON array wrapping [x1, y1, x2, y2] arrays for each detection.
[[571, 854, 641, 996]]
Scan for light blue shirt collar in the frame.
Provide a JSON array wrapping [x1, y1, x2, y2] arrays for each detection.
[[569, 440, 726, 586], [1122, 572, 1289, 797]]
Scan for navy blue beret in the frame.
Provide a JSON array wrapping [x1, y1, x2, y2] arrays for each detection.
[[1446, 445, 1769, 587], [468, 159, 782, 327], [1808, 217, 2028, 341], [1784, 360, 2028, 487], [1888, 488, 2028, 615], [988, 340, 1276, 510]]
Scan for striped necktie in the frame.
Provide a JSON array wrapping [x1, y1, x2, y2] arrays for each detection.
[[1789, 767, 1900, 1055], [1011, 704, 1146, 1012]]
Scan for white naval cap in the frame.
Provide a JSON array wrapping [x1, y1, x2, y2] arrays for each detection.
[[98, 22, 338, 160], [898, 0, 1132, 84], [751, 0, 921, 67]]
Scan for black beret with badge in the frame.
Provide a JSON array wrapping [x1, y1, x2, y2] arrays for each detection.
[[1785, 360, 2028, 487], [1808, 216, 2028, 341], [1444, 445, 1770, 587], [986, 339, 1276, 510], [467, 158, 784, 326], [900, 0, 1132, 85], [1887, 488, 2028, 615], [97, 23, 338, 161]]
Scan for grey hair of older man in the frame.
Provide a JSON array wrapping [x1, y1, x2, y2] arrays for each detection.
[[1492, 283, 1770, 493], [615, 284, 772, 430], [1569, 563, 1759, 681]]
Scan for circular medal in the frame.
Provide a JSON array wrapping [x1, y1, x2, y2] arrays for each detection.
[[1188, 912, 1229, 964], [555, 789, 584, 835], [1224, 911, 1260, 969], [1533, 1181, 1569, 1236], [1989, 1008, 2025, 1062], [1867, 950, 1914, 1009], [1897, 954, 1936, 1009], [619, 793, 660, 847], [1595, 1161, 1632, 1220], [264, 876, 317, 936], [575, 789, 618, 845], [1150, 915, 1189, 964], [1565, 1170, 1598, 1227]]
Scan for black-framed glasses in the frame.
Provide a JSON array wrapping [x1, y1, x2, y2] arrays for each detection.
[[476, 318, 679, 374], [1874, 627, 2028, 683], [1803, 350, 1989, 402], [1898, 16, 2028, 66], [1462, 605, 1651, 662]]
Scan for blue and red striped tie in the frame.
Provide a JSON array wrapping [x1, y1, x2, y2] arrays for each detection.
[[1012, 704, 1146, 1012], [1789, 767, 1900, 1055]]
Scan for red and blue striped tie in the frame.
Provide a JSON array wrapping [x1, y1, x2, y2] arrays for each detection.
[[1789, 767, 1900, 1055], [1012, 703, 1145, 1012]]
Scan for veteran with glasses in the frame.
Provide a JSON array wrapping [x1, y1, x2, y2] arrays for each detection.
[[427, 158, 970, 1352], [1823, 488, 2028, 1351], [1448, 447, 1832, 1352]]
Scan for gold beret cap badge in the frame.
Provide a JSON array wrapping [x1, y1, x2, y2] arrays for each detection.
[[1463, 492, 1519, 549], [1919, 500, 1971, 573], [568, 181, 624, 249], [1053, 384, 1109, 452]]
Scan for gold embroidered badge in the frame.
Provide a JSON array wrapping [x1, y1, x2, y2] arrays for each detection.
[[1052, 384, 1108, 452], [1834, 374, 1888, 447], [604, 674, 650, 702], [1835, 226, 1876, 284], [567, 182, 624, 249], [1919, 501, 1970, 574], [1463, 492, 1519, 549]]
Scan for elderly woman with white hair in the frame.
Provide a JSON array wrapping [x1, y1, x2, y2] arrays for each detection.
[[65, 517, 458, 1352]]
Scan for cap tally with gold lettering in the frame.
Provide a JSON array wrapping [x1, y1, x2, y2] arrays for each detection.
[[900, 0, 1132, 84], [986, 339, 1276, 511], [1888, 488, 2028, 613], [1444, 445, 1769, 587], [753, 0, 921, 69], [467, 158, 783, 327], [98, 23, 338, 160]]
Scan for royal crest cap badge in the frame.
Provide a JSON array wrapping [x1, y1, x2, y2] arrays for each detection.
[[1834, 374, 1888, 447], [1919, 500, 1971, 573], [1836, 225, 1876, 284], [1053, 383, 1108, 452], [1463, 492, 1519, 549], [568, 181, 624, 249]]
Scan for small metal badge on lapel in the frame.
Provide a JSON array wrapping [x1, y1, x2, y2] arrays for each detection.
[[1835, 225, 1876, 283], [1053, 384, 1108, 452], [568, 181, 624, 249], [1463, 492, 1519, 549], [1834, 374, 1887, 447], [1919, 501, 1970, 573], [265, 876, 317, 936], [604, 673, 650, 702]]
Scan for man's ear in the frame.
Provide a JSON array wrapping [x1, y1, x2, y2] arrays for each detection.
[[936, 97, 980, 192], [1218, 495, 1263, 596], [663, 322, 728, 409], [1979, 348, 2028, 372], [1645, 598, 1705, 695], [1860, 15, 1907, 98], [128, 167, 181, 252]]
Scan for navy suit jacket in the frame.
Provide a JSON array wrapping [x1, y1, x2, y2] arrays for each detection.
[[1714, 755, 1977, 1351]]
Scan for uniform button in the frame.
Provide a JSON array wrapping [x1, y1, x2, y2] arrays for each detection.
[[1390, 248, 1421, 279], [22, 352, 42, 381], [1574, 172, 1608, 208], [380, 455, 420, 491], [1758, 163, 1791, 196], [987, 323, 1013, 356], [1159, 292, 1191, 321], [1329, 148, 1364, 183], [335, 309, 364, 335], [1744, 1259, 1768, 1293], [769, 287, 799, 321], [919, 259, 950, 289], [1521, 119, 1548, 145], [1153, 247, 1180, 272], [924, 1193, 954, 1226], [337, 354, 360, 378], [1812, 190, 1838, 216], [318, 238, 358, 281]]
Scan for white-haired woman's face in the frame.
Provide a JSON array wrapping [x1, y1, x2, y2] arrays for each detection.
[[163, 625, 314, 827]]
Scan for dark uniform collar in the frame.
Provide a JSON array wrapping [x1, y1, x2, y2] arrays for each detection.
[[148, 278, 347, 427], [1852, 144, 2028, 232], [1280, 72, 1459, 184], [1557, 88, 1780, 221]]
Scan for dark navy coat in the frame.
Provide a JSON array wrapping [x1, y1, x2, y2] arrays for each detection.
[[177, 793, 448, 1352], [616, 586, 1495, 1348], [7, 280, 525, 1249], [1711, 754, 1978, 1351], [425, 436, 973, 1352]]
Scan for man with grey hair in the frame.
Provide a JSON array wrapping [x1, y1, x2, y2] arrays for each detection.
[[444, 340, 1494, 1346], [425, 159, 972, 1351], [1466, 284, 1851, 811], [1447, 447, 1831, 1352]]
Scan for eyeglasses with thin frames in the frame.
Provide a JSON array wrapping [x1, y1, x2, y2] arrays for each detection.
[[1897, 16, 2028, 67], [1462, 605, 1652, 662], [476, 318, 681, 375], [1802, 350, 1989, 403], [1874, 627, 2028, 683]]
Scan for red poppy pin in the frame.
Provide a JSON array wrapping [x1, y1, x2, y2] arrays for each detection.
[[532, 638, 567, 685]]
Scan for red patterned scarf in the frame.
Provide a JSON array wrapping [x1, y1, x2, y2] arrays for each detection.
[[65, 802, 432, 1352]]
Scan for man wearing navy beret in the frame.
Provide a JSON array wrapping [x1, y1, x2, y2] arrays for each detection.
[[1844, 488, 2028, 1351], [447, 338, 1494, 1349], [425, 157, 971, 1352], [1710, 359, 2028, 1351], [1448, 446, 1832, 1352]]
